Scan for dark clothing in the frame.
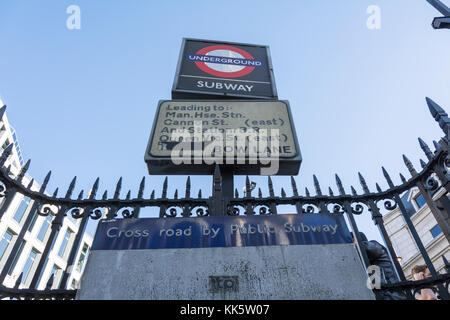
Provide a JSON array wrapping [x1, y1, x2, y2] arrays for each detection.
[[361, 240, 407, 300]]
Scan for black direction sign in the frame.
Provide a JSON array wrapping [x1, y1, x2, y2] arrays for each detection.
[[172, 39, 278, 100], [144, 100, 301, 175]]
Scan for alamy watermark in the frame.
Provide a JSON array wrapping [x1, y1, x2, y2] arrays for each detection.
[[168, 121, 281, 175], [66, 5, 81, 30]]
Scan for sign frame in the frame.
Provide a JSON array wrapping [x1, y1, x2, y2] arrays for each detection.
[[144, 99, 302, 175], [171, 38, 278, 100]]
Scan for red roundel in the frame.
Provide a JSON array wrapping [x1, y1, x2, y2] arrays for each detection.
[[193, 45, 256, 78]]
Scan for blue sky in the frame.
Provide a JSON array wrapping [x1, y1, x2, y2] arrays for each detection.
[[0, 0, 449, 241]]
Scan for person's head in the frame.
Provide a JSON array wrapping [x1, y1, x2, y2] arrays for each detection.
[[411, 265, 432, 280]]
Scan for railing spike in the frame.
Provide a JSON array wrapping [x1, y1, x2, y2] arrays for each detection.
[[420, 159, 427, 169], [328, 187, 334, 197], [335, 174, 345, 195], [268, 176, 274, 197], [77, 190, 84, 200], [27, 178, 34, 189], [126, 190, 131, 200], [402, 154, 417, 176], [418, 137, 434, 160], [313, 175, 322, 196], [151, 190, 155, 200], [174, 189, 178, 199], [162, 177, 168, 198], [433, 140, 442, 153], [198, 189, 202, 199], [426, 97, 450, 136], [258, 187, 262, 198], [245, 176, 251, 197], [305, 187, 310, 197], [358, 172, 370, 194], [65, 176, 77, 198], [52, 188, 59, 197], [281, 188, 286, 198], [92, 178, 100, 197], [114, 177, 122, 199], [102, 190, 108, 200], [5, 164, 11, 175], [376, 183, 382, 193], [400, 173, 407, 184], [235, 188, 239, 198], [351, 186, 357, 196], [291, 176, 298, 196], [185, 176, 191, 198], [381, 166, 394, 187], [0, 143, 14, 167], [138, 177, 145, 199], [42, 171, 52, 190], [17, 159, 31, 182]]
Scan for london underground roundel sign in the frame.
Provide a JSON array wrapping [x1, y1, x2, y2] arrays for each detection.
[[187, 45, 263, 78], [173, 38, 277, 99]]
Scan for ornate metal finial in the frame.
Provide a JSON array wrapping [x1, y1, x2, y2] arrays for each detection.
[[185, 176, 191, 199], [402, 155, 417, 176], [245, 176, 251, 197], [399, 173, 407, 184], [313, 175, 322, 196], [382, 167, 394, 188], [138, 177, 145, 199], [426, 97, 450, 135], [335, 174, 345, 195], [358, 172, 370, 194], [268, 176, 274, 197], [305, 187, 310, 197], [376, 183, 382, 193], [433, 140, 442, 153], [162, 177, 168, 198], [41, 171, 52, 191], [65, 176, 77, 198], [113, 177, 122, 199], [291, 176, 298, 196], [328, 187, 334, 197], [17, 159, 31, 182], [27, 178, 34, 189], [0, 143, 14, 167], [418, 137, 434, 160], [420, 159, 427, 169]]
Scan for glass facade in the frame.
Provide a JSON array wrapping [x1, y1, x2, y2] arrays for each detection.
[[0, 229, 14, 260], [58, 229, 72, 257], [430, 225, 443, 238], [21, 249, 38, 284], [13, 196, 30, 223], [414, 193, 426, 208], [37, 214, 52, 241], [76, 243, 90, 272]]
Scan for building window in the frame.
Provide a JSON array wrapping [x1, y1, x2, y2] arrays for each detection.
[[8, 241, 25, 275], [13, 196, 30, 223], [1, 139, 10, 150], [414, 193, 426, 209], [27, 209, 39, 232], [430, 225, 443, 238], [58, 229, 72, 257], [0, 229, 14, 260], [50, 264, 62, 288], [76, 243, 90, 273], [37, 214, 52, 242], [21, 249, 38, 284]]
